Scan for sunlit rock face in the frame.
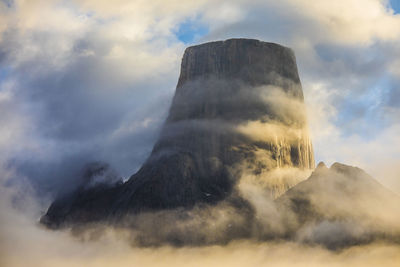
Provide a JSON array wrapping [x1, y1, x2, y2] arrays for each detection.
[[147, 39, 314, 199], [42, 39, 314, 227]]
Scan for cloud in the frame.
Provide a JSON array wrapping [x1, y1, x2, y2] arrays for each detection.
[[1, 161, 400, 266], [0, 0, 398, 197], [0, 0, 193, 196], [193, 1, 400, 197], [0, 0, 399, 264]]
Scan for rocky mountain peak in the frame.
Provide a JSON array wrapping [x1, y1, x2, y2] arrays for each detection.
[[42, 39, 315, 227]]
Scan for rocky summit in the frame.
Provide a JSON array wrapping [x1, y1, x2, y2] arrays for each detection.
[[41, 39, 315, 227]]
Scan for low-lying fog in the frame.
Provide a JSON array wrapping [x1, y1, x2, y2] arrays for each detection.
[[1, 163, 400, 267]]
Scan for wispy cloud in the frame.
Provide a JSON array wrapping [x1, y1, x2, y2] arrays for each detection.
[[0, 0, 399, 265]]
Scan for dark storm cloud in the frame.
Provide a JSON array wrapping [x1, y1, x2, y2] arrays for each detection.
[[0, 18, 179, 198], [0, 28, 170, 139], [8, 54, 173, 195]]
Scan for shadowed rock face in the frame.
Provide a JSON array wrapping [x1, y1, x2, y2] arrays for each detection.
[[176, 39, 302, 91], [42, 39, 315, 227]]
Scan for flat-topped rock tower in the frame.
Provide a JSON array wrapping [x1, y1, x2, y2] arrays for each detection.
[[42, 39, 315, 227]]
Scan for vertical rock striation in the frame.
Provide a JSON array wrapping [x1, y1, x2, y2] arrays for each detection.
[[42, 39, 315, 227]]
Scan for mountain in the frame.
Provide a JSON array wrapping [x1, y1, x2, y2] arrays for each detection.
[[275, 162, 400, 249], [41, 38, 315, 228]]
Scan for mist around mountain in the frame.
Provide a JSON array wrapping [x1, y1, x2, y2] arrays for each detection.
[[39, 161, 400, 249], [38, 40, 400, 251], [2, 160, 400, 267], [1, 1, 400, 266], [41, 39, 316, 227]]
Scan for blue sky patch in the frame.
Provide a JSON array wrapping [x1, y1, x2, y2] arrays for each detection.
[[174, 20, 208, 44], [390, 0, 400, 14], [334, 76, 393, 139], [0, 67, 11, 82]]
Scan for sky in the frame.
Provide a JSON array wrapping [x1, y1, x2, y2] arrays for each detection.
[[391, 0, 400, 13], [0, 0, 399, 204], [0, 1, 400, 266]]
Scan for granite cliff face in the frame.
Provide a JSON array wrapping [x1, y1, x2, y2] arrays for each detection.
[[42, 39, 315, 227]]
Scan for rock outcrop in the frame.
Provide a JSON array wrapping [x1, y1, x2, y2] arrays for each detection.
[[275, 162, 400, 249], [41, 39, 315, 227]]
